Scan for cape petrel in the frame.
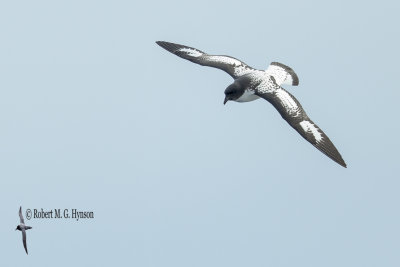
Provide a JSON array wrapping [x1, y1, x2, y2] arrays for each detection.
[[15, 206, 32, 254], [156, 41, 346, 168]]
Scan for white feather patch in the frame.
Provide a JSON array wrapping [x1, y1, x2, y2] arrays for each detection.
[[209, 56, 239, 65], [299, 120, 323, 142], [266, 65, 291, 85], [276, 89, 298, 112], [179, 48, 202, 57], [265, 62, 297, 86]]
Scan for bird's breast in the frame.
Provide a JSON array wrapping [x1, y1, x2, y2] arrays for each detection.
[[235, 89, 260, 102]]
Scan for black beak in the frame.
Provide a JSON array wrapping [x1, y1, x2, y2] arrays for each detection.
[[223, 97, 228, 105]]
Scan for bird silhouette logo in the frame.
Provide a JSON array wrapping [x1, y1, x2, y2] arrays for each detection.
[[15, 206, 32, 254]]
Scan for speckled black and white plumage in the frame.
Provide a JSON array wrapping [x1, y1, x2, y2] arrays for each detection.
[[156, 41, 346, 168], [156, 41, 254, 78], [16, 206, 32, 254]]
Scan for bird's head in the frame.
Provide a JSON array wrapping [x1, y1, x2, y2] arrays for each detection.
[[224, 82, 243, 104], [15, 225, 20, 231]]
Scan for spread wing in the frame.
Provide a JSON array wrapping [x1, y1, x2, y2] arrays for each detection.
[[255, 84, 346, 167], [265, 62, 299, 86], [22, 229, 28, 254], [19, 206, 24, 224], [156, 41, 255, 79]]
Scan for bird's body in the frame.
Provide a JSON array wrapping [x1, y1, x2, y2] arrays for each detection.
[[156, 41, 346, 168], [16, 207, 32, 254], [16, 225, 32, 231]]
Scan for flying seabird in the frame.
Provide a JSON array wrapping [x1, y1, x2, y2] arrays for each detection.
[[15, 206, 32, 254], [156, 41, 347, 167]]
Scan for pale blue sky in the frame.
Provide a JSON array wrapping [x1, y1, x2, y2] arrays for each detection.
[[1, 0, 399, 266]]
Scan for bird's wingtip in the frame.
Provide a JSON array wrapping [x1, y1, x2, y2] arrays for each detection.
[[156, 41, 167, 46]]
